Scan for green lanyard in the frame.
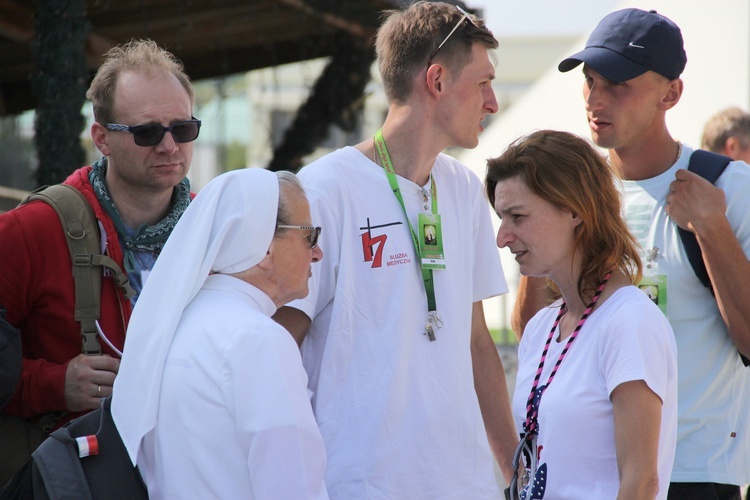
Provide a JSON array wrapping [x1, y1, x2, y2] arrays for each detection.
[[374, 129, 441, 341]]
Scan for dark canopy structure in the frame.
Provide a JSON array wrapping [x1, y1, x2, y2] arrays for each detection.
[[0, 0, 398, 116], [0, 0, 475, 186]]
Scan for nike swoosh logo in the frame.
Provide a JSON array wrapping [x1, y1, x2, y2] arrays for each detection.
[[628, 42, 645, 49]]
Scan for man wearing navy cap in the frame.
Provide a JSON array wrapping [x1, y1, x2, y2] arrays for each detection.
[[516, 8, 750, 499]]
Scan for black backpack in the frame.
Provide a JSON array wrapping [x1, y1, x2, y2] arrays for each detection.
[[0, 397, 148, 499], [0, 306, 21, 409], [682, 150, 749, 366]]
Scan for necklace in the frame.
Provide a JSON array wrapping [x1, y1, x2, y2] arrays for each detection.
[[674, 141, 682, 164]]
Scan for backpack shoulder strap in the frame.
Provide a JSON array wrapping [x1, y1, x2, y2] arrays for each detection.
[[679, 150, 731, 293], [683, 152, 749, 368], [22, 185, 102, 355], [74, 398, 149, 499], [35, 398, 149, 500], [20, 185, 135, 355], [31, 427, 94, 500]]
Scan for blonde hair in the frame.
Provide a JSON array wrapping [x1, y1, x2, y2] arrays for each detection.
[[86, 39, 193, 124], [701, 106, 750, 153]]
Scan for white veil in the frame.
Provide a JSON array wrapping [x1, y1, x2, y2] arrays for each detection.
[[112, 167, 280, 463]]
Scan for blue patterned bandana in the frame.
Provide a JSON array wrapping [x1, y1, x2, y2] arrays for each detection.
[[89, 157, 191, 273]]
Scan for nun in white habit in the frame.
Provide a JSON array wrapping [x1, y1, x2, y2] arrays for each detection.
[[112, 168, 327, 499]]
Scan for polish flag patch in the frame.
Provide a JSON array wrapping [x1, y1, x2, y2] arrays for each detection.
[[76, 435, 99, 457]]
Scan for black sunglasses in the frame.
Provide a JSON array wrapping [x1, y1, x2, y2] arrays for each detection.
[[276, 225, 322, 249], [105, 117, 201, 147]]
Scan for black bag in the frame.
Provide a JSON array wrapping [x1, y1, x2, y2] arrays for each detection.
[[0, 306, 20, 409], [0, 305, 40, 488], [681, 150, 749, 366], [0, 397, 148, 499]]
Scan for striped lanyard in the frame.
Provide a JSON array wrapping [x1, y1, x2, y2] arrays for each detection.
[[523, 271, 612, 436]]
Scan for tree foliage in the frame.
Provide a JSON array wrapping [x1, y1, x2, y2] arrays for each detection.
[[268, 32, 374, 172], [32, 0, 89, 187]]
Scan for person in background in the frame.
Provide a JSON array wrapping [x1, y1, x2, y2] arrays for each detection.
[[273, 1, 517, 497], [517, 9, 750, 499], [488, 129, 677, 499], [0, 39, 198, 483], [112, 168, 327, 499], [701, 106, 750, 163]]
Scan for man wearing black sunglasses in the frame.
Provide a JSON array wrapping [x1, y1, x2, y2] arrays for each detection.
[[0, 39, 197, 482], [274, 2, 517, 497]]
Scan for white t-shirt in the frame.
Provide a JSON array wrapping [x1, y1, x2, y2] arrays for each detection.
[[512, 286, 678, 499], [621, 145, 750, 485], [291, 147, 508, 499], [138, 275, 328, 499]]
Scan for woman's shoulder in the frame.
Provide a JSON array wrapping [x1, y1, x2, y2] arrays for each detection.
[[594, 285, 674, 346], [603, 284, 662, 311]]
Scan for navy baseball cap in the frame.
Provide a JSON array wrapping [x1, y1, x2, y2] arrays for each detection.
[[558, 8, 687, 82]]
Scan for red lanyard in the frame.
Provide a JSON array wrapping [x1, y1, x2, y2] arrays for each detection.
[[523, 271, 612, 436]]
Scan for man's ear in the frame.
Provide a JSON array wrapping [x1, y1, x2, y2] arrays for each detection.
[[91, 122, 111, 156], [425, 64, 444, 96], [724, 136, 742, 158], [659, 78, 683, 111]]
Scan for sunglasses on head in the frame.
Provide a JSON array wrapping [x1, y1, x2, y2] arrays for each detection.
[[427, 5, 478, 68], [105, 117, 201, 147], [276, 225, 322, 249]]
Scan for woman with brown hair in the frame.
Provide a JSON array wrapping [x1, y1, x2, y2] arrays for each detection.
[[486, 130, 677, 499]]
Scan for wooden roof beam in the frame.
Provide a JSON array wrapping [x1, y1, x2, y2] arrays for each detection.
[[0, 1, 115, 69], [280, 0, 374, 39], [0, 0, 33, 42]]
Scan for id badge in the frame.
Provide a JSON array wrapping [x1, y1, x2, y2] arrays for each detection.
[[638, 275, 667, 315], [418, 213, 446, 269]]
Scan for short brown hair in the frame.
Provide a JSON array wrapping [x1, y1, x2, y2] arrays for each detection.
[[375, 1, 497, 104], [701, 106, 750, 153], [485, 130, 642, 302], [86, 39, 193, 124]]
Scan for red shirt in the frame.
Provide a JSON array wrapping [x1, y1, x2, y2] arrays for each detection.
[[0, 167, 132, 425]]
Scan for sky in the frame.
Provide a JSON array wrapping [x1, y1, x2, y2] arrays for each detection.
[[466, 0, 620, 37]]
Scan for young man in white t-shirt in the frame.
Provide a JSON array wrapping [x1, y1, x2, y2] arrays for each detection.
[[274, 2, 517, 498]]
